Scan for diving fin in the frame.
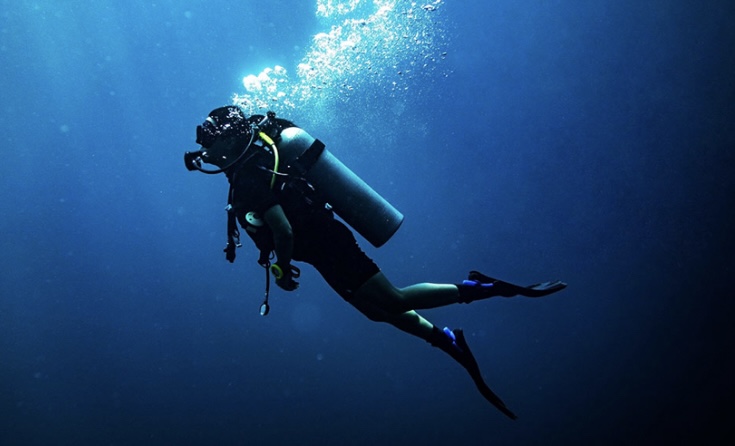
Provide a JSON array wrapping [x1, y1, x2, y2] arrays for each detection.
[[468, 271, 567, 298], [445, 328, 518, 420]]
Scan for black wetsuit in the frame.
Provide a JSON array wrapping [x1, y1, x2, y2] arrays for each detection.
[[227, 140, 379, 300]]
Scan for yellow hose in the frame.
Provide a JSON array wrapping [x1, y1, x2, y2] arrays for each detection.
[[259, 131, 279, 189]]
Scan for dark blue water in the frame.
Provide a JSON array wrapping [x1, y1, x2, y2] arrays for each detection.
[[1, 1, 733, 445]]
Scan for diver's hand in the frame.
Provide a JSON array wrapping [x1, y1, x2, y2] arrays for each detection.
[[224, 242, 237, 263], [271, 262, 300, 291]]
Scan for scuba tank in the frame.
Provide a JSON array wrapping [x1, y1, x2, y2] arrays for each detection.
[[277, 127, 403, 248]]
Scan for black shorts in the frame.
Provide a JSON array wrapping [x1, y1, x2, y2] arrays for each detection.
[[293, 216, 380, 300]]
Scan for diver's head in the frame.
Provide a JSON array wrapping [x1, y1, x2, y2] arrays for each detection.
[[196, 106, 252, 168]]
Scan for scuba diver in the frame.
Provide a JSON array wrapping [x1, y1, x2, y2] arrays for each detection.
[[184, 105, 567, 419]]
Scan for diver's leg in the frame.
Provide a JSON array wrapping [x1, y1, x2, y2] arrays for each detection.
[[351, 276, 475, 372], [349, 294, 464, 360], [348, 296, 434, 339], [359, 272, 461, 311], [353, 272, 521, 313], [348, 293, 459, 360]]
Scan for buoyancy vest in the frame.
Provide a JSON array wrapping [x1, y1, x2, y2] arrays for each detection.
[[222, 113, 329, 266]]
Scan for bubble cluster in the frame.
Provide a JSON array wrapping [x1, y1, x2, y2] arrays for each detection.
[[238, 65, 295, 111], [233, 0, 447, 123], [316, 0, 363, 17]]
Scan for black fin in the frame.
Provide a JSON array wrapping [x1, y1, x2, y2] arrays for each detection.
[[452, 329, 518, 420], [468, 271, 567, 298]]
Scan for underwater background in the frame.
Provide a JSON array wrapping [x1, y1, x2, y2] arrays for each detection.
[[1, 0, 733, 445]]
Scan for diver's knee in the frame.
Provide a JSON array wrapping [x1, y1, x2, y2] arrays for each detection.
[[355, 273, 409, 314], [369, 287, 410, 314]]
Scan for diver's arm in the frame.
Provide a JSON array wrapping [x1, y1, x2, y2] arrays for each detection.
[[263, 204, 293, 267]]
